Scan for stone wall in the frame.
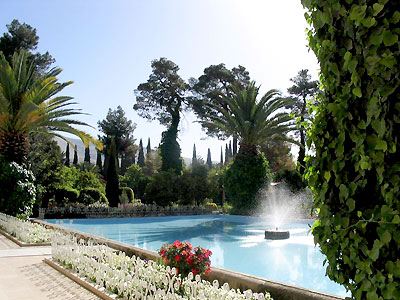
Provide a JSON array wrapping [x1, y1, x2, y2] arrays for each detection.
[[39, 205, 214, 219]]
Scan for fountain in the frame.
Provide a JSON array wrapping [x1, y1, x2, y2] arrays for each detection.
[[264, 227, 290, 240], [258, 182, 311, 240]]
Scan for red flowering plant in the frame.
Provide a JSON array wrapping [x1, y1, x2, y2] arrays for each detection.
[[158, 240, 212, 278]]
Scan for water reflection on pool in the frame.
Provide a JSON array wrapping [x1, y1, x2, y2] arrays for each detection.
[[47, 215, 347, 297]]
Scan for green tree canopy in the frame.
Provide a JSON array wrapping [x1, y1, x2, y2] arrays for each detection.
[[190, 63, 250, 139], [0, 19, 55, 74], [134, 58, 188, 174]]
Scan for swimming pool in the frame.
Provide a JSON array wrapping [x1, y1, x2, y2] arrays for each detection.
[[47, 215, 347, 297]]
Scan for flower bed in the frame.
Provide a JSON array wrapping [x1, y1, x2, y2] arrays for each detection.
[[0, 212, 51, 243], [52, 232, 273, 300]]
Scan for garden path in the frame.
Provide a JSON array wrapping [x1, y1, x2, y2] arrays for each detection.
[[0, 235, 101, 300]]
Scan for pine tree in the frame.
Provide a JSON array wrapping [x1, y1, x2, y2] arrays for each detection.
[[65, 144, 70, 167], [206, 148, 212, 169], [84, 145, 90, 163], [146, 138, 151, 154], [73, 145, 78, 165], [192, 144, 197, 166], [106, 137, 119, 207], [137, 139, 145, 168], [96, 149, 102, 171]]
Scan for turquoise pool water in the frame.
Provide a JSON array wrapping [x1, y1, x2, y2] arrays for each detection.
[[47, 215, 347, 297]]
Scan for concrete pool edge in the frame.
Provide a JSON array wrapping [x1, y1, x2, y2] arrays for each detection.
[[34, 219, 344, 300]]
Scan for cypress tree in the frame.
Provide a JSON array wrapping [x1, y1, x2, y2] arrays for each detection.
[[233, 138, 238, 156], [65, 144, 70, 167], [105, 137, 119, 207], [96, 149, 102, 171], [84, 145, 90, 163], [192, 144, 197, 166], [228, 141, 233, 159], [146, 138, 151, 154], [137, 139, 145, 168], [206, 148, 212, 169], [73, 145, 78, 165], [220, 146, 223, 166], [224, 144, 229, 165]]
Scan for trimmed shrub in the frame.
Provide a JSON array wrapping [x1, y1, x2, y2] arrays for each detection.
[[224, 150, 271, 212], [78, 188, 108, 205], [53, 187, 79, 207], [119, 187, 134, 203], [303, 1, 400, 299]]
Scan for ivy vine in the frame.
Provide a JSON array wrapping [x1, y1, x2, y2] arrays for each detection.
[[303, 0, 400, 299]]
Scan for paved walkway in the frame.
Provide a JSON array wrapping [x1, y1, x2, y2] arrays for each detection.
[[0, 235, 101, 300]]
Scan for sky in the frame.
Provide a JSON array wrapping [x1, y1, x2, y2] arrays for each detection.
[[1, 0, 319, 161]]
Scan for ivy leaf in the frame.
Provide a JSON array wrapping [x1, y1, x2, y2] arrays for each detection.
[[347, 198, 355, 212], [380, 55, 397, 68], [375, 139, 387, 151], [392, 215, 400, 224], [352, 87, 362, 97], [379, 230, 392, 244], [383, 30, 398, 46], [372, 3, 384, 16], [339, 184, 349, 200], [390, 11, 400, 23]]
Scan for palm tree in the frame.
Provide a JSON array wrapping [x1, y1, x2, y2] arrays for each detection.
[[0, 50, 102, 164], [200, 81, 295, 211], [200, 81, 295, 154]]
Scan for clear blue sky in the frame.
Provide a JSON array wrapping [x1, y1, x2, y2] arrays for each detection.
[[1, 0, 319, 161]]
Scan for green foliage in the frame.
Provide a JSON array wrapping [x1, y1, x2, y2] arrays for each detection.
[[106, 138, 119, 207], [206, 168, 224, 205], [273, 169, 307, 193], [224, 149, 271, 212], [27, 133, 64, 210], [120, 186, 134, 203], [143, 170, 181, 206], [179, 163, 210, 206], [261, 139, 296, 173], [303, 1, 400, 299], [0, 158, 36, 217], [120, 164, 150, 200]]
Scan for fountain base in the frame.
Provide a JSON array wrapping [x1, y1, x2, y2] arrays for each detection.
[[265, 230, 290, 240]]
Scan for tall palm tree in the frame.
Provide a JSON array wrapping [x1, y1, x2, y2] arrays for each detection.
[[200, 81, 295, 211], [200, 81, 295, 154], [0, 50, 102, 164]]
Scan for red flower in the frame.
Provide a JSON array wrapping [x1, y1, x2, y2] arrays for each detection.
[[205, 267, 211, 275], [191, 268, 199, 275], [187, 256, 193, 265], [174, 255, 180, 262]]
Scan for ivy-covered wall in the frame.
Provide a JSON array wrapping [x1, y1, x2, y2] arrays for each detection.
[[303, 0, 399, 299]]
